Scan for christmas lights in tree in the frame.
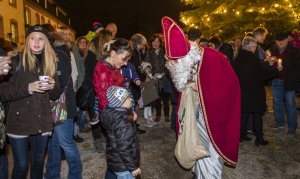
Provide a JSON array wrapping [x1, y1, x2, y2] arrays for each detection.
[[180, 0, 300, 40]]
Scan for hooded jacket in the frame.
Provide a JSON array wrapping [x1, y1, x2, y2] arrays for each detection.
[[101, 107, 140, 172]]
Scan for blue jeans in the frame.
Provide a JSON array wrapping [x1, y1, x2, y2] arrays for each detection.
[[114, 171, 134, 179], [0, 145, 8, 179], [44, 118, 82, 179], [271, 79, 298, 130], [77, 109, 88, 130], [9, 135, 49, 179]]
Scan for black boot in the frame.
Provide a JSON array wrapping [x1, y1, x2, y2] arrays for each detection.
[[255, 137, 269, 146], [240, 134, 252, 143], [137, 126, 146, 134]]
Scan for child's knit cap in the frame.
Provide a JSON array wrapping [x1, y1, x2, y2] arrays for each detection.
[[106, 86, 129, 107]]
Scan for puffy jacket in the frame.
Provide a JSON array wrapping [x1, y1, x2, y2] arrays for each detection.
[[101, 107, 140, 172], [93, 59, 124, 114], [120, 62, 139, 83]]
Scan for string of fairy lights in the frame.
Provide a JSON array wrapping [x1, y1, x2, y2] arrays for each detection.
[[180, 0, 300, 30]]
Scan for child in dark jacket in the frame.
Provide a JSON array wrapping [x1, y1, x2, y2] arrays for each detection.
[[101, 86, 141, 179]]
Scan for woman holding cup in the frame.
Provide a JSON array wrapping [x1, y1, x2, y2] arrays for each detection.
[[0, 25, 60, 178]]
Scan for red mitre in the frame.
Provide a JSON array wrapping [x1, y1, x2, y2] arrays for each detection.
[[161, 16, 190, 60]]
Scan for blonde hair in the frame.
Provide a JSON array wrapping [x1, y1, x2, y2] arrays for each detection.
[[22, 33, 58, 77], [85, 29, 112, 59]]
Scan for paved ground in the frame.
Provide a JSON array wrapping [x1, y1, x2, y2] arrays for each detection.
[[6, 86, 300, 179]]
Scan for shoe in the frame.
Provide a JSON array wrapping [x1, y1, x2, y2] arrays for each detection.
[[149, 117, 157, 125], [240, 135, 252, 143], [165, 116, 170, 122], [287, 129, 296, 134], [73, 135, 84, 143], [255, 138, 269, 146], [137, 126, 146, 134], [94, 138, 105, 153], [90, 114, 99, 125], [144, 118, 153, 128], [272, 124, 285, 129], [79, 127, 92, 133], [155, 116, 161, 122], [247, 129, 255, 136]]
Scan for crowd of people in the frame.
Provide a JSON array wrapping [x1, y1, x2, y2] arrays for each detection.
[[0, 16, 299, 179]]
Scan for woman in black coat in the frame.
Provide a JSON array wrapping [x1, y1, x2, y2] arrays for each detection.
[[232, 36, 281, 146]]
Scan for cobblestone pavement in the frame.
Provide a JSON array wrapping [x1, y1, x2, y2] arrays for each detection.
[[7, 86, 300, 179]]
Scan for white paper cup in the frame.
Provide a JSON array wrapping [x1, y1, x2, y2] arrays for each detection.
[[39, 75, 49, 88], [3, 64, 9, 73]]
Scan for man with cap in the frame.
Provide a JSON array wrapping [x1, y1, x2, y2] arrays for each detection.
[[270, 32, 300, 134], [162, 16, 240, 178]]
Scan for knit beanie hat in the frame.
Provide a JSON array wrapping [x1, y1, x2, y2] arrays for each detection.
[[93, 22, 104, 32], [141, 61, 152, 71], [26, 24, 48, 38], [106, 86, 129, 108]]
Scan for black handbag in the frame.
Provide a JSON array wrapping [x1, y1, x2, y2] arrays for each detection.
[[76, 84, 94, 109]]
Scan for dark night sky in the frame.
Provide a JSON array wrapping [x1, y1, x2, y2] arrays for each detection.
[[58, 0, 192, 40]]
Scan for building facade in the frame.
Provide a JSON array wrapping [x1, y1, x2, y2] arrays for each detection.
[[0, 0, 76, 48], [0, 0, 26, 44]]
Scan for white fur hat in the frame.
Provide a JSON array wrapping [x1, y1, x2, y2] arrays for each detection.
[[141, 62, 152, 71]]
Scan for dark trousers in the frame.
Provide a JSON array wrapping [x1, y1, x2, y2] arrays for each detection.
[[0, 144, 8, 179], [9, 135, 49, 179], [155, 88, 171, 117], [241, 112, 263, 139], [105, 169, 117, 179], [87, 97, 103, 140]]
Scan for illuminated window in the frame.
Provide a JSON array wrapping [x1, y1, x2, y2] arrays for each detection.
[[0, 16, 3, 38], [10, 20, 18, 43], [25, 8, 31, 25], [41, 16, 45, 24], [35, 13, 40, 24], [9, 0, 17, 8]]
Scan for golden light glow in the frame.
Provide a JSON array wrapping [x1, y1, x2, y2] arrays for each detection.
[[207, 18, 210, 21], [289, 4, 292, 7], [274, 4, 278, 7], [224, 9, 227, 13], [262, 7, 265, 10], [236, 11, 239, 15]]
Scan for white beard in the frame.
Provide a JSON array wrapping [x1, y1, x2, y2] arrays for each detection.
[[166, 43, 203, 92]]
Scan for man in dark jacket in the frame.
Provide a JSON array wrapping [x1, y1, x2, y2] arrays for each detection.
[[271, 32, 300, 134], [208, 36, 234, 63]]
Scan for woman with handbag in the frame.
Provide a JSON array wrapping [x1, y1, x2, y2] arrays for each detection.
[[93, 38, 133, 179], [42, 24, 82, 179], [0, 25, 60, 179]]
